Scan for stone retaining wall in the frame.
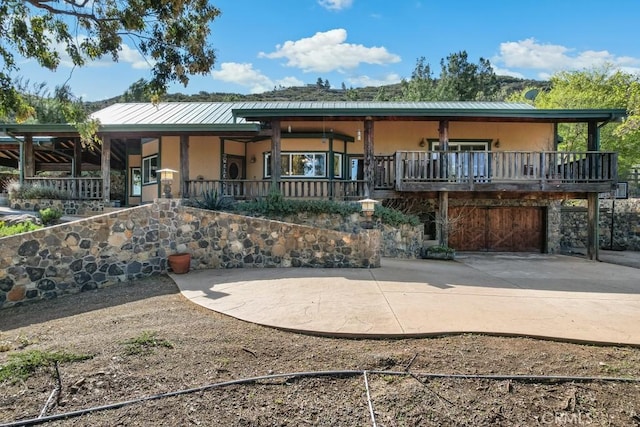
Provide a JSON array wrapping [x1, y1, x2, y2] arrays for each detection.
[[10, 199, 107, 216], [0, 199, 380, 309], [279, 212, 423, 258], [561, 199, 640, 251]]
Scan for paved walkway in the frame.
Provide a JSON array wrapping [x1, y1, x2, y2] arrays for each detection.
[[172, 252, 640, 346]]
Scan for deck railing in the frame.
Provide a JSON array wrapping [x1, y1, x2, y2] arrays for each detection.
[[396, 150, 617, 190], [23, 177, 103, 200], [185, 179, 368, 201]]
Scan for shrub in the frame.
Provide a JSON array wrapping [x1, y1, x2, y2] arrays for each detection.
[[236, 189, 361, 218], [234, 189, 420, 226], [0, 221, 42, 237], [0, 350, 92, 383], [373, 205, 421, 227], [39, 207, 63, 225], [8, 182, 70, 200], [186, 189, 235, 211]]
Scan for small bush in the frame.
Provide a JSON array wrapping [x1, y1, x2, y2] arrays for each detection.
[[373, 205, 420, 227], [39, 207, 62, 225], [234, 190, 420, 226], [0, 350, 92, 383], [186, 189, 235, 211], [0, 221, 42, 237], [8, 183, 70, 200]]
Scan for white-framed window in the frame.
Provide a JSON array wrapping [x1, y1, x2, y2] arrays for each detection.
[[264, 152, 327, 178], [142, 155, 158, 185], [430, 141, 489, 178], [333, 153, 343, 178], [130, 167, 142, 196]]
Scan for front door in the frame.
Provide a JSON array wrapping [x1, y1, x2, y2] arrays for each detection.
[[222, 154, 244, 197]]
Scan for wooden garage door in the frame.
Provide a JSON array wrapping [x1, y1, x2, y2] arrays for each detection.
[[449, 207, 543, 252]]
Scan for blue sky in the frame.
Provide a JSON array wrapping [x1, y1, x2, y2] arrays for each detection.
[[20, 0, 640, 101]]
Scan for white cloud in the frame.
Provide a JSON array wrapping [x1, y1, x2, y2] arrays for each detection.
[[259, 29, 401, 73], [211, 62, 303, 93], [491, 66, 524, 79], [318, 0, 353, 11], [495, 38, 640, 76], [51, 33, 151, 70], [118, 44, 152, 69], [347, 73, 402, 87]]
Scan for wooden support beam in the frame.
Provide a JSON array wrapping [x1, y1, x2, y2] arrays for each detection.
[[363, 117, 374, 197], [73, 139, 82, 177], [180, 134, 189, 197], [270, 120, 281, 189], [24, 134, 35, 177], [587, 192, 599, 260], [102, 137, 111, 203], [438, 191, 449, 247], [438, 120, 449, 150]]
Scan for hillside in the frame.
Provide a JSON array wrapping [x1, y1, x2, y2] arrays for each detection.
[[86, 76, 549, 112]]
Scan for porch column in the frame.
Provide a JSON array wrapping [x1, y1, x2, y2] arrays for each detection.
[[438, 191, 449, 247], [180, 134, 189, 197], [101, 136, 111, 203], [270, 120, 281, 190], [363, 117, 374, 197], [24, 134, 35, 177], [73, 138, 82, 177], [587, 192, 599, 261], [586, 120, 600, 261], [438, 120, 449, 150], [439, 120, 449, 178]]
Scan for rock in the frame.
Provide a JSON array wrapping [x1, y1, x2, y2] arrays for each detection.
[[0, 214, 42, 226]]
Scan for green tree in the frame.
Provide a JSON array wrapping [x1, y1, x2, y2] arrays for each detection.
[[120, 79, 153, 102], [0, 0, 221, 123], [399, 56, 437, 101], [528, 66, 640, 173], [436, 51, 498, 101]]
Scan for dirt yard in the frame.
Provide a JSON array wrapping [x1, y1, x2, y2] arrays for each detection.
[[1, 275, 639, 426]]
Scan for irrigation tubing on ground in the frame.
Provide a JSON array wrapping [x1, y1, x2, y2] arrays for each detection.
[[2, 370, 639, 427]]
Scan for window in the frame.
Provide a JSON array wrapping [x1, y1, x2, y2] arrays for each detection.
[[333, 153, 343, 178], [131, 167, 142, 196], [265, 152, 327, 178], [142, 155, 158, 184], [430, 141, 490, 178]]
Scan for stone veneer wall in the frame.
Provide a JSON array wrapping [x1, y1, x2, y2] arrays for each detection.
[[10, 198, 107, 216], [0, 199, 380, 309], [279, 212, 423, 258], [561, 199, 640, 251]]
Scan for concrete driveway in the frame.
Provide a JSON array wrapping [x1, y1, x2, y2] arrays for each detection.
[[171, 253, 640, 346]]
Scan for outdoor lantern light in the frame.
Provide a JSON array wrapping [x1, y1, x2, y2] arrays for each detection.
[[358, 198, 378, 217], [157, 168, 178, 198]]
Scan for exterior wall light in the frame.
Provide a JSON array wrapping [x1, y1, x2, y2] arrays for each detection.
[[358, 198, 378, 217], [157, 168, 178, 198]]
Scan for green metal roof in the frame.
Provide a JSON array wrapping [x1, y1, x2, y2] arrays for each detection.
[[231, 101, 627, 122], [1, 102, 628, 136], [90, 102, 261, 132]]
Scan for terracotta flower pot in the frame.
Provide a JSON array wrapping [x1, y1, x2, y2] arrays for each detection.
[[168, 253, 191, 274]]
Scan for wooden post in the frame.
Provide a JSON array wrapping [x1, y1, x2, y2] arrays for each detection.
[[363, 117, 374, 196], [73, 138, 82, 177], [102, 136, 111, 203], [180, 135, 189, 197], [587, 192, 599, 260], [438, 191, 449, 247], [24, 134, 35, 177], [271, 120, 281, 190], [439, 120, 449, 179]]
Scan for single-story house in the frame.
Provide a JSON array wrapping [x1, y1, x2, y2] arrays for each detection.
[[0, 101, 626, 258]]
